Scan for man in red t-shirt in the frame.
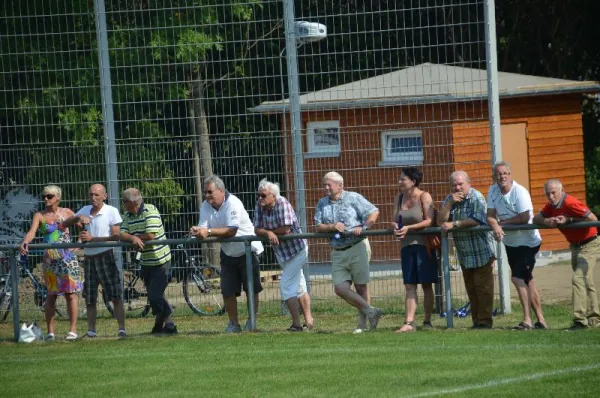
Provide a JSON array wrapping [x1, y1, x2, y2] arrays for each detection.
[[533, 179, 600, 330]]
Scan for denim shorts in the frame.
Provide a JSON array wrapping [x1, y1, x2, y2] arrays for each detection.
[[400, 244, 439, 285]]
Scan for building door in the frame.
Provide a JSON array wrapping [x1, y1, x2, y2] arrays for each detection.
[[500, 123, 530, 191]]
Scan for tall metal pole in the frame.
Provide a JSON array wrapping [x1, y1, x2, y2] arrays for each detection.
[[94, 0, 120, 209], [9, 252, 20, 342], [484, 0, 511, 314], [282, 0, 307, 233], [441, 233, 453, 328], [282, 0, 311, 294]]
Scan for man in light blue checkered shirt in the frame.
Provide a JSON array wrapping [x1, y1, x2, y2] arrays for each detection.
[[314, 171, 382, 333], [438, 171, 496, 329]]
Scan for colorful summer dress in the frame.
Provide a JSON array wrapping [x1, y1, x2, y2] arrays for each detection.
[[40, 209, 83, 295]]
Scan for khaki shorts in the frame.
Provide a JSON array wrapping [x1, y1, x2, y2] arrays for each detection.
[[331, 239, 371, 286]]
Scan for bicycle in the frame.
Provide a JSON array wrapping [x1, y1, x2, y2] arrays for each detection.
[[0, 253, 86, 322], [102, 244, 226, 317], [102, 255, 151, 318], [175, 243, 226, 316]]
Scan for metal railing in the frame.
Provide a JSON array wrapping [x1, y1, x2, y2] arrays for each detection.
[[2, 221, 598, 342]]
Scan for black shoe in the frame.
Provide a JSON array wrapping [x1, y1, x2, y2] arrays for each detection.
[[534, 321, 548, 330], [151, 324, 164, 335], [476, 323, 492, 329], [163, 324, 178, 335], [567, 322, 589, 331], [287, 325, 303, 332]]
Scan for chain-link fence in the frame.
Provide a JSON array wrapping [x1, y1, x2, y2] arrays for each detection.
[[1, 0, 511, 330]]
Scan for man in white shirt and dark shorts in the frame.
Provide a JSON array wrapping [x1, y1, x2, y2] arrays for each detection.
[[63, 184, 126, 337], [191, 175, 264, 333], [487, 161, 547, 330]]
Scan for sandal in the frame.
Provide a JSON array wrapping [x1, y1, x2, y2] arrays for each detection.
[[534, 321, 548, 330], [287, 325, 304, 332], [302, 324, 314, 331], [65, 332, 78, 341], [513, 322, 533, 330], [395, 321, 415, 333]]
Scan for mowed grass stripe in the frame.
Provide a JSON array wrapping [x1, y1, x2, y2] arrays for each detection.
[[2, 331, 599, 397]]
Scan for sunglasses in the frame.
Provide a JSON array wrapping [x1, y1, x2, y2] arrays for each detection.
[[203, 190, 214, 195], [258, 193, 270, 199], [42, 194, 55, 200]]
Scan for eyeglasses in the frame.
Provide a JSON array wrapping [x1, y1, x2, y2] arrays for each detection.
[[42, 194, 55, 200], [495, 172, 511, 178], [257, 193, 270, 199]]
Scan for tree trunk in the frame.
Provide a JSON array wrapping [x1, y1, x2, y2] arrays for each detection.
[[189, 69, 220, 266]]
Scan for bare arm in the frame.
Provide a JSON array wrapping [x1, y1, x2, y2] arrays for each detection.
[[19, 212, 43, 254], [437, 200, 453, 226], [498, 211, 530, 225]]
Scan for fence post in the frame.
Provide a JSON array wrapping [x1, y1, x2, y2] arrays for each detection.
[[244, 240, 257, 331], [9, 250, 20, 342], [441, 232, 453, 328], [484, 0, 511, 314]]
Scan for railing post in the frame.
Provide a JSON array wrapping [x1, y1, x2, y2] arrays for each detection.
[[496, 242, 512, 314], [9, 250, 20, 342], [441, 232, 453, 328], [244, 240, 257, 331]]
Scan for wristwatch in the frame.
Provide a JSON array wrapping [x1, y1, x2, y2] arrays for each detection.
[[363, 225, 369, 230], [208, 228, 212, 237], [453, 220, 460, 228]]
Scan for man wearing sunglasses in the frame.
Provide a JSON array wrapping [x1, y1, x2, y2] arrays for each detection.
[[190, 175, 264, 333], [62, 184, 126, 338], [254, 178, 314, 332], [487, 161, 547, 330]]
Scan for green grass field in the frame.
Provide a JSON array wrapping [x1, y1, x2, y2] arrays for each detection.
[[1, 303, 599, 397]]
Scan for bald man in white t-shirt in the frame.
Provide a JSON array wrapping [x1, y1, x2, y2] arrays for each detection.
[[63, 184, 126, 338]]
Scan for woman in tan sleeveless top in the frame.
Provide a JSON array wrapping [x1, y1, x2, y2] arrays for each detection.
[[393, 167, 438, 332]]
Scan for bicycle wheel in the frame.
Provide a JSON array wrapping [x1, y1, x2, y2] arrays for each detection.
[[183, 265, 226, 316], [0, 281, 12, 322], [103, 272, 151, 318]]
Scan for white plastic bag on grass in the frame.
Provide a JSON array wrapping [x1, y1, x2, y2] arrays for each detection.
[[18, 322, 43, 343]]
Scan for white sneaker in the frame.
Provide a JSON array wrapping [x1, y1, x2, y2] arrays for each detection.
[[65, 332, 78, 341], [45, 333, 55, 341], [225, 321, 242, 333], [353, 312, 367, 334]]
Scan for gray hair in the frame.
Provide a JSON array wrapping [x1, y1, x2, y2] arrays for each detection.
[[544, 179, 563, 194], [493, 161, 511, 173], [122, 188, 143, 205], [323, 171, 344, 185], [43, 185, 62, 199], [258, 178, 280, 197], [449, 170, 471, 184], [203, 175, 226, 191]]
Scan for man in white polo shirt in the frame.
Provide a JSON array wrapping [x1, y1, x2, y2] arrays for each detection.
[[487, 161, 547, 330], [190, 175, 264, 333], [63, 184, 126, 337]]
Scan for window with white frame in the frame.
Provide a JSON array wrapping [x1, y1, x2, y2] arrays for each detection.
[[380, 130, 423, 165], [306, 121, 341, 157]]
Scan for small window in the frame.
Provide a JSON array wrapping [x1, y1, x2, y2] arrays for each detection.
[[306, 121, 341, 157], [380, 130, 423, 165]]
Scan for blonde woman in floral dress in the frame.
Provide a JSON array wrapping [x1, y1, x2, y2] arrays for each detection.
[[20, 185, 83, 341]]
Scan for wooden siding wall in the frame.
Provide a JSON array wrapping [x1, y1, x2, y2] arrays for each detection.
[[281, 95, 588, 262], [282, 106, 457, 263]]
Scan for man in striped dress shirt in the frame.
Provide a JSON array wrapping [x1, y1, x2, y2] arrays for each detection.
[[120, 188, 176, 335]]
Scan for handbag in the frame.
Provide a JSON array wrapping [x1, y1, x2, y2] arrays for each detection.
[[419, 192, 441, 257]]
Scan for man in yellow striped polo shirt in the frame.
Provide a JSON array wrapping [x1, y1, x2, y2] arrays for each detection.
[[120, 188, 176, 335]]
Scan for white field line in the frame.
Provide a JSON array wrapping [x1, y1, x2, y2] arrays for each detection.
[[410, 362, 600, 397]]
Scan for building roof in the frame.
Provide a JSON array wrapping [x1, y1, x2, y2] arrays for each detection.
[[249, 63, 600, 114]]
